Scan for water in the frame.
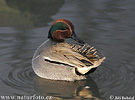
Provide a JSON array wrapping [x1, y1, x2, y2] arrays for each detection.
[[0, 0, 135, 100]]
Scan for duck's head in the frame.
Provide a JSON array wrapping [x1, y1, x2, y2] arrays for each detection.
[[48, 19, 84, 44]]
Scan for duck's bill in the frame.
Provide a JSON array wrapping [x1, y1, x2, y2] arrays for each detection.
[[71, 32, 85, 44]]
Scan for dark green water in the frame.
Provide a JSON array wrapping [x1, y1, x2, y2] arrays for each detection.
[[0, 0, 135, 100]]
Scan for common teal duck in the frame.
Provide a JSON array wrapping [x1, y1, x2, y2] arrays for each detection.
[[32, 19, 106, 81]]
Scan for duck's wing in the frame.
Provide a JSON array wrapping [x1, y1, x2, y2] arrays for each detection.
[[42, 43, 106, 74]]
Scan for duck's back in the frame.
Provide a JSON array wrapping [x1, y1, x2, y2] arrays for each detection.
[[32, 39, 86, 81]]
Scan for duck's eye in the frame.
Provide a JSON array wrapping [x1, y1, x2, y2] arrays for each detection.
[[60, 27, 69, 30], [60, 28, 66, 30]]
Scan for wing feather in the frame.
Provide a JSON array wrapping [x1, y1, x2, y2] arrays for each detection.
[[41, 42, 106, 74]]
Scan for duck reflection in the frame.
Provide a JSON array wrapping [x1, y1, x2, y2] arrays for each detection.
[[34, 76, 102, 100]]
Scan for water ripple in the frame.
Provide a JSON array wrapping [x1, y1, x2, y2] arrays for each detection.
[[3, 61, 35, 94], [91, 58, 135, 96]]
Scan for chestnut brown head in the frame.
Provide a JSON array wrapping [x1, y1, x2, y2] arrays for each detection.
[[48, 19, 84, 43]]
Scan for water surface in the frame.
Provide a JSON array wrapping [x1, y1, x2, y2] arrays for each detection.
[[0, 0, 135, 100]]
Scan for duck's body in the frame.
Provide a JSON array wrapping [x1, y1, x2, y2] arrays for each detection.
[[32, 19, 106, 81], [32, 39, 86, 81]]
